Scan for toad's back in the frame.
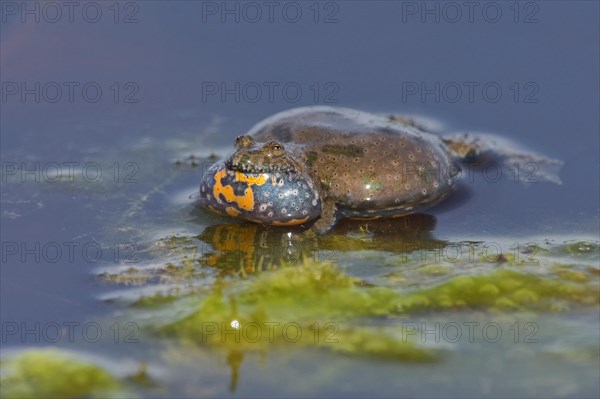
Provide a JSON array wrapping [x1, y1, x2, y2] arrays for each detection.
[[248, 106, 458, 216]]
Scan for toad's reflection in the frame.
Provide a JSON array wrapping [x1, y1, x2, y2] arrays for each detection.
[[196, 214, 445, 276], [197, 223, 314, 276]]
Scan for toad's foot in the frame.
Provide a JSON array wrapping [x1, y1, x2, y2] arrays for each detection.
[[310, 200, 338, 234], [443, 133, 564, 185]]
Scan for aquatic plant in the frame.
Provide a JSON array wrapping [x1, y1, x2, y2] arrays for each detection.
[[99, 229, 598, 364], [0, 350, 122, 399]]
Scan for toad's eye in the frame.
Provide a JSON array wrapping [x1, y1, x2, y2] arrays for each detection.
[[264, 141, 285, 157], [268, 142, 285, 157]]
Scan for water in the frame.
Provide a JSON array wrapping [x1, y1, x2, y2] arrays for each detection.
[[1, 1, 599, 398]]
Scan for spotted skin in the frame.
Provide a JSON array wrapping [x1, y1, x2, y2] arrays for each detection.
[[199, 161, 321, 226], [200, 106, 461, 231]]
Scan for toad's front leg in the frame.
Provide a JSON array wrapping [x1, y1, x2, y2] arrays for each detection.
[[310, 199, 338, 234]]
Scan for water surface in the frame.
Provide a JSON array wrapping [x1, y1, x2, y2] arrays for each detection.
[[1, 2, 599, 398]]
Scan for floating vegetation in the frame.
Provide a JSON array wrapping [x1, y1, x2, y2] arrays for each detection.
[[144, 252, 597, 361], [564, 241, 599, 256], [0, 350, 122, 399], [158, 261, 435, 361], [97, 220, 599, 365], [397, 269, 599, 313]]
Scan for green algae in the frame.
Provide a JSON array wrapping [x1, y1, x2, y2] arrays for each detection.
[[97, 226, 599, 365], [327, 327, 436, 361], [98, 257, 202, 286], [151, 258, 598, 361], [552, 264, 591, 282], [99, 242, 205, 291], [0, 350, 122, 399], [99, 267, 154, 286], [152, 235, 200, 253], [397, 269, 599, 313], [158, 261, 431, 361], [417, 264, 452, 276], [564, 241, 599, 256], [124, 363, 161, 388], [133, 292, 181, 307], [101, 230, 600, 314]]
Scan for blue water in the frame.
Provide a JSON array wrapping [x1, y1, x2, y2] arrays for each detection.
[[1, 1, 599, 397]]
